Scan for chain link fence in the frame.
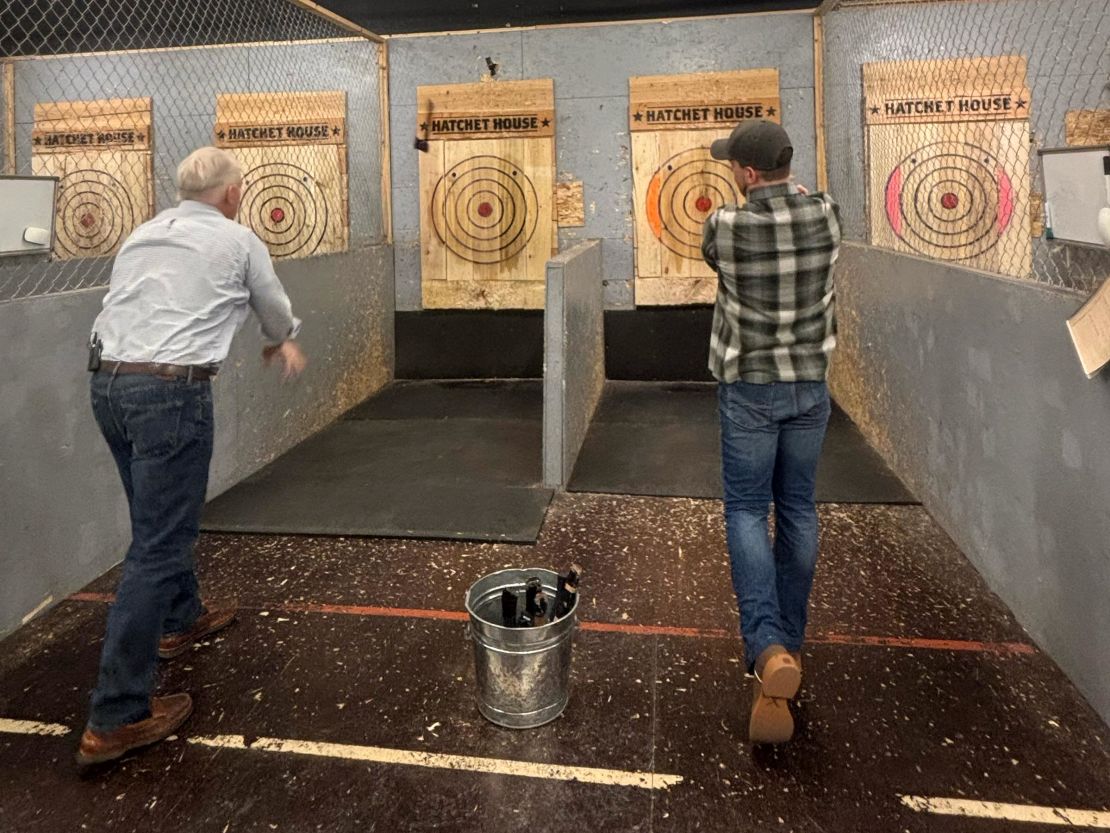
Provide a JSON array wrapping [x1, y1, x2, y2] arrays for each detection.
[[819, 0, 1110, 294], [0, 0, 386, 303]]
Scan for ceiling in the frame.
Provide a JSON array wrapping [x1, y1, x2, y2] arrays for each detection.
[[316, 0, 818, 36]]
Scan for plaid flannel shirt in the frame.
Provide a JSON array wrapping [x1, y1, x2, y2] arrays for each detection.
[[702, 183, 842, 384]]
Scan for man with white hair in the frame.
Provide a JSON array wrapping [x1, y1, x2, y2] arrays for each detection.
[[77, 147, 306, 768]]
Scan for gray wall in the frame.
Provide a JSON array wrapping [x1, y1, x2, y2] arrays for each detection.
[[0, 37, 394, 637], [543, 239, 604, 488], [828, 244, 1110, 725], [388, 12, 818, 310], [1, 37, 386, 302], [822, 0, 1110, 726], [822, 0, 1110, 294], [0, 248, 394, 638]]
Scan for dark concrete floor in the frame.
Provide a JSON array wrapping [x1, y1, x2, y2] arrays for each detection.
[[2, 494, 1109, 832]]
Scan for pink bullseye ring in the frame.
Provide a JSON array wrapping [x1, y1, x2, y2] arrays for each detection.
[[695, 196, 713, 213], [270, 207, 286, 223], [79, 213, 97, 229], [477, 202, 494, 218], [941, 192, 959, 210]]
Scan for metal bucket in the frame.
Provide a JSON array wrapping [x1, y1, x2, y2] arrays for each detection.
[[465, 568, 578, 729]]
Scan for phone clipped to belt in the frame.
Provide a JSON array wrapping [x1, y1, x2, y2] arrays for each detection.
[[87, 332, 103, 372]]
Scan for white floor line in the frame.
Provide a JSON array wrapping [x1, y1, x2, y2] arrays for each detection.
[[190, 734, 684, 791], [902, 796, 1110, 828], [0, 718, 71, 737]]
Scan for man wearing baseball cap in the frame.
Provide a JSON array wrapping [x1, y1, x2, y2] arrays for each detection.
[[703, 119, 842, 744]]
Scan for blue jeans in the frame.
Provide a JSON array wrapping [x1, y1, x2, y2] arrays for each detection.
[[718, 380, 831, 673], [88, 371, 213, 731]]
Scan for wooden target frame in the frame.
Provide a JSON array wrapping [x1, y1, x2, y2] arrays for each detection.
[[418, 79, 556, 310], [30, 98, 154, 261], [864, 56, 1032, 279], [216, 91, 349, 260], [630, 69, 780, 306]]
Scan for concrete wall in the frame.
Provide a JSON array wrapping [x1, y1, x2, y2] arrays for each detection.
[[822, 0, 1110, 294], [0, 37, 394, 638], [388, 12, 818, 310], [543, 240, 604, 488], [829, 244, 1110, 725]]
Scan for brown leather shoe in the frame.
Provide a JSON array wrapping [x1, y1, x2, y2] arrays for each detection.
[[749, 679, 794, 744], [755, 644, 801, 700], [75, 693, 193, 768], [159, 603, 237, 659]]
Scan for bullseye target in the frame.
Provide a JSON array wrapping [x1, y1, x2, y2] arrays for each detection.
[[646, 147, 741, 260], [884, 142, 1015, 262], [239, 162, 329, 259], [430, 155, 540, 265], [55, 169, 139, 258]]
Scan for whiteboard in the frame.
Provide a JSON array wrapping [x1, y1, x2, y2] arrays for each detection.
[[0, 176, 58, 257], [1039, 146, 1110, 246]]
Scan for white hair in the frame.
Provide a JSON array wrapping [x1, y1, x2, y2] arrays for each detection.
[[176, 147, 243, 202]]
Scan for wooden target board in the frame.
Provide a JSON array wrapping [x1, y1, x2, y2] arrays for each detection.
[[630, 69, 780, 306], [864, 56, 1032, 279], [30, 98, 153, 260], [216, 92, 348, 260], [418, 80, 556, 310]]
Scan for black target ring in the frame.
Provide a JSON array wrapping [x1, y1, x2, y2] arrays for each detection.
[[650, 148, 740, 260], [56, 169, 137, 258], [239, 163, 328, 258], [885, 142, 1015, 262], [431, 155, 539, 264]]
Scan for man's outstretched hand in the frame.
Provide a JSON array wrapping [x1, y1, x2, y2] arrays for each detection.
[[263, 340, 307, 381]]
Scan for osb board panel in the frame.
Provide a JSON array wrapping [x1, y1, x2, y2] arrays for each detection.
[[1030, 192, 1044, 238], [637, 276, 719, 306], [556, 180, 585, 227], [423, 278, 546, 310], [1066, 110, 1110, 147], [32, 97, 152, 152], [420, 137, 555, 304], [418, 79, 555, 141], [230, 144, 349, 260], [31, 149, 153, 260], [867, 120, 1032, 279], [215, 91, 347, 147], [216, 91, 346, 122], [632, 127, 743, 305], [863, 55, 1030, 125], [629, 68, 780, 132]]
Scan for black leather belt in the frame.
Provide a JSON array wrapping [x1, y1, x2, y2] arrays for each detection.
[[97, 361, 216, 381]]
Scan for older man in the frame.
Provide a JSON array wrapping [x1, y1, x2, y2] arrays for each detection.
[[703, 120, 841, 744], [77, 147, 307, 768]]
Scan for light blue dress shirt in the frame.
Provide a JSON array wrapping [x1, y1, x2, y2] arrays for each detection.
[[92, 200, 301, 366]]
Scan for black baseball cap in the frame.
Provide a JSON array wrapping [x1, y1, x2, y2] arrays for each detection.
[[710, 119, 794, 171]]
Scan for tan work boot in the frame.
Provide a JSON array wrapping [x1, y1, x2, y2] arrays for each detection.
[[749, 679, 794, 744], [159, 602, 238, 659], [755, 644, 801, 700], [75, 693, 193, 769]]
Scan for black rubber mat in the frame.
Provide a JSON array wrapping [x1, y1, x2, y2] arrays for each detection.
[[202, 380, 553, 542], [568, 381, 916, 504]]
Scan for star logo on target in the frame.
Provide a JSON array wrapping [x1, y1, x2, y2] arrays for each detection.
[[541, 118, 551, 127], [1016, 99, 1027, 109], [767, 107, 777, 116], [332, 126, 341, 136], [633, 111, 643, 122], [216, 130, 226, 140]]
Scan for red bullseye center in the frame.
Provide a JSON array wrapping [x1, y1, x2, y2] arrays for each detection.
[[477, 202, 494, 218], [695, 196, 713, 213], [270, 207, 286, 223], [941, 192, 959, 210], [79, 212, 97, 229]]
